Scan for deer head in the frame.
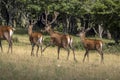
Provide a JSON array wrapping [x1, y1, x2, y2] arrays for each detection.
[[28, 19, 37, 35], [76, 27, 91, 40]]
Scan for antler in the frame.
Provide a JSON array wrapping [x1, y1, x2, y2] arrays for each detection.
[[41, 10, 50, 25], [29, 19, 37, 25], [33, 19, 38, 24], [41, 10, 59, 26], [85, 27, 91, 32], [79, 26, 91, 33], [49, 11, 59, 24]]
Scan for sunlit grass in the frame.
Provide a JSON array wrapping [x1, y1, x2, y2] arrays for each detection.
[[0, 34, 120, 80]]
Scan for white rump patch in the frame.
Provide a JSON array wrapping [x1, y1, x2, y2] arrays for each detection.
[[67, 37, 72, 45], [67, 37, 70, 44], [9, 29, 13, 37], [38, 37, 43, 44], [100, 42, 103, 48]]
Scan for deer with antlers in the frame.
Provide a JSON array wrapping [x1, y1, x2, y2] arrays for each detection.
[[42, 11, 77, 61], [77, 27, 104, 63], [28, 20, 43, 56], [0, 25, 15, 53]]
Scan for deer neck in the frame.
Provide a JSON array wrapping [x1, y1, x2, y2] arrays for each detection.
[[28, 25, 33, 36], [48, 28, 55, 36], [80, 35, 86, 42]]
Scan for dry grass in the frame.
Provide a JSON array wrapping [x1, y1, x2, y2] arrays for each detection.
[[0, 34, 120, 80]]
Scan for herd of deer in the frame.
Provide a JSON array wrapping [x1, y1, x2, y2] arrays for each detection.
[[0, 11, 104, 63]]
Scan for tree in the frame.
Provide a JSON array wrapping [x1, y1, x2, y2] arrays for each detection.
[[0, 0, 119, 43]]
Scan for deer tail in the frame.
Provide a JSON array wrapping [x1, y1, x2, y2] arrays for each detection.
[[68, 36, 73, 47], [38, 36, 43, 44], [9, 28, 15, 37], [99, 41, 103, 50]]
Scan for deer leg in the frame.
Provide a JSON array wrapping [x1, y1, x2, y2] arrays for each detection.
[[42, 39, 54, 52], [87, 52, 89, 62], [67, 48, 70, 60], [97, 49, 104, 63], [69, 45, 77, 61], [64, 47, 70, 60], [42, 43, 51, 52], [36, 45, 39, 57], [31, 44, 35, 56], [57, 47, 61, 59], [100, 51, 104, 63], [4, 32, 12, 53], [101, 51, 104, 63], [40, 45, 43, 56], [8, 40, 12, 53], [83, 50, 89, 62], [39, 40, 43, 56], [7, 36, 13, 53], [0, 40, 3, 52]]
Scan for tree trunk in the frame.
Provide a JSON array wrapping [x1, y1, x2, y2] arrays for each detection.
[[114, 31, 119, 44], [76, 18, 81, 29], [66, 15, 70, 33], [62, 15, 70, 34], [69, 16, 77, 34], [106, 29, 112, 39], [12, 19, 16, 27], [8, 13, 13, 26], [62, 20, 67, 34], [98, 24, 103, 39]]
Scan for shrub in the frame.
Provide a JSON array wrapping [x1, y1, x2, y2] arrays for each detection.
[[103, 43, 120, 55], [43, 37, 50, 45], [73, 41, 84, 50], [43, 37, 55, 47]]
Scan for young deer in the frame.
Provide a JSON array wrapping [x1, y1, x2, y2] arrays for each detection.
[[28, 20, 43, 56], [0, 25, 15, 53], [77, 28, 104, 63], [42, 11, 77, 61]]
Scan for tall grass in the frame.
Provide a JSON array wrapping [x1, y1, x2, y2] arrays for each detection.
[[0, 45, 120, 80], [0, 30, 120, 80]]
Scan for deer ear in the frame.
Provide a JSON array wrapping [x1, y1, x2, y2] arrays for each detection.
[[29, 20, 32, 24], [81, 27, 85, 32]]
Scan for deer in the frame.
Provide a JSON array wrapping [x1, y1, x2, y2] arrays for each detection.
[[77, 27, 104, 63], [41, 11, 77, 61], [28, 20, 43, 56], [0, 25, 15, 53]]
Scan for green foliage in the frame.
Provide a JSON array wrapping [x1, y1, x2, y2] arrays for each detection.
[[73, 41, 84, 50], [43, 37, 51, 46], [43, 37, 55, 47], [104, 43, 120, 55], [91, 1, 107, 14], [14, 28, 28, 35], [55, 24, 63, 32], [27, 4, 41, 12], [0, 0, 120, 42]]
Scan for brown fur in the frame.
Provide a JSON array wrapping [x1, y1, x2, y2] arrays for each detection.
[[28, 24, 43, 56], [43, 27, 76, 61], [0, 25, 15, 53], [42, 11, 76, 61], [78, 30, 104, 63], [82, 39, 103, 50]]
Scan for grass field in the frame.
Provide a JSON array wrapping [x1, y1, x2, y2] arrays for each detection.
[[0, 33, 120, 80]]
